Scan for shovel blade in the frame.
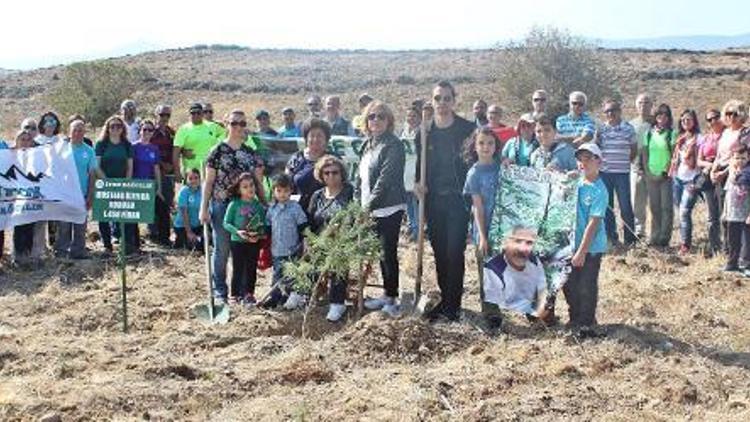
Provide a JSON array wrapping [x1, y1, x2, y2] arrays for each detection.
[[192, 303, 231, 324]]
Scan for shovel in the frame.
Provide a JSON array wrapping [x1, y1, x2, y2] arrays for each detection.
[[192, 224, 230, 324]]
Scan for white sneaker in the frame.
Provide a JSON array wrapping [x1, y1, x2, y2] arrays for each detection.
[[326, 303, 347, 322], [382, 302, 401, 318], [283, 292, 306, 310], [364, 295, 395, 310]]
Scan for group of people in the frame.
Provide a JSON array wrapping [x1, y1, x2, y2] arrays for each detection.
[[2, 79, 749, 335]]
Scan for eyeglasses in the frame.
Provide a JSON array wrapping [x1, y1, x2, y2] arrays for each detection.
[[109, 124, 123, 129], [533, 98, 546, 102], [570, 101, 583, 106], [323, 170, 340, 176], [367, 113, 386, 121], [433, 95, 453, 103], [229, 121, 247, 127]]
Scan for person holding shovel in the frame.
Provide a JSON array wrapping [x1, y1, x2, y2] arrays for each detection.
[[414, 80, 476, 322]]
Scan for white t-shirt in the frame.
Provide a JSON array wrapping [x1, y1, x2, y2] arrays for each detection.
[[125, 121, 140, 144], [484, 253, 547, 315], [34, 134, 60, 145]]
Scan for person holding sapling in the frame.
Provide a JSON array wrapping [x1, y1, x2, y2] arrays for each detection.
[[307, 155, 354, 322], [260, 174, 308, 310], [173, 168, 203, 250], [462, 127, 502, 322], [719, 145, 750, 274], [530, 113, 578, 173], [223, 172, 266, 307], [565, 143, 609, 339]]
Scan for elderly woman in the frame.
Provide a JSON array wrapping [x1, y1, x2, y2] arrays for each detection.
[[501, 113, 538, 166], [96, 115, 137, 254], [199, 110, 258, 304], [11, 130, 38, 264], [286, 118, 333, 213], [357, 101, 407, 317], [308, 155, 354, 322]]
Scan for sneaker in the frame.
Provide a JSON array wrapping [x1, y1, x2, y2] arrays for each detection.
[[229, 296, 242, 305], [242, 295, 257, 308], [326, 303, 347, 322], [364, 295, 394, 311], [283, 292, 306, 310], [382, 302, 401, 318], [486, 315, 503, 330]]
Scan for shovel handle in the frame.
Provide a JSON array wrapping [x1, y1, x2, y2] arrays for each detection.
[[203, 223, 214, 320]]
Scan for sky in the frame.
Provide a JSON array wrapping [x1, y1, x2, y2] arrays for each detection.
[[2, 0, 749, 70]]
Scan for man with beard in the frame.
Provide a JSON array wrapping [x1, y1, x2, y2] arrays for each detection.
[[482, 225, 555, 329]]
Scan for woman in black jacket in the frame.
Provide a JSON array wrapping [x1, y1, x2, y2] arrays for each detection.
[[358, 101, 407, 317]]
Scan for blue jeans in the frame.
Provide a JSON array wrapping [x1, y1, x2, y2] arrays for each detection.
[[209, 200, 231, 299], [703, 185, 722, 252], [674, 178, 700, 248], [272, 256, 294, 289], [601, 172, 636, 244]]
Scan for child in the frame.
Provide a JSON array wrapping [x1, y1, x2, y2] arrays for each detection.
[[462, 127, 503, 324], [722, 145, 750, 273], [173, 168, 203, 250], [260, 174, 308, 309], [223, 172, 266, 307], [564, 143, 608, 338], [530, 113, 577, 172]]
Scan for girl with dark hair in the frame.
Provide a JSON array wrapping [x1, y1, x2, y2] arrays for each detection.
[[669, 109, 701, 253], [643, 103, 675, 247], [223, 172, 266, 307], [36, 111, 61, 145]]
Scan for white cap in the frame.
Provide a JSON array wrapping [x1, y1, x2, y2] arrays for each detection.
[[575, 143, 602, 159]]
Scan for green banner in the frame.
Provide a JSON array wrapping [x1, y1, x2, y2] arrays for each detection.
[[92, 178, 156, 224]]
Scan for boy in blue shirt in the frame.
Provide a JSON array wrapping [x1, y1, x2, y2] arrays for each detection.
[[565, 143, 608, 338]]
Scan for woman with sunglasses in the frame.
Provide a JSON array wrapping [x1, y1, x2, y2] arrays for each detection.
[[414, 80, 477, 322], [199, 110, 258, 304], [358, 101, 407, 317], [697, 109, 724, 254], [32, 111, 63, 256], [133, 119, 169, 247], [669, 110, 701, 254], [286, 118, 333, 214], [95, 115, 137, 254], [308, 155, 354, 322], [35, 111, 62, 145]]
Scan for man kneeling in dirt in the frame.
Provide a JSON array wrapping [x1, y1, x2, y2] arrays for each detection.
[[482, 225, 556, 330]]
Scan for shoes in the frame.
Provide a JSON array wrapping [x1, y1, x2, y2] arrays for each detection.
[[382, 302, 401, 318], [486, 315, 503, 330], [364, 295, 395, 311], [242, 294, 257, 309], [326, 303, 347, 322], [283, 292, 306, 310]]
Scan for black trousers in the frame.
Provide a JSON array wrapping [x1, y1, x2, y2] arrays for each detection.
[[726, 221, 750, 268], [152, 196, 172, 245], [426, 193, 470, 314], [99, 222, 138, 252], [13, 223, 35, 256], [563, 253, 602, 327], [374, 210, 404, 298], [0, 230, 4, 258], [230, 241, 261, 298]]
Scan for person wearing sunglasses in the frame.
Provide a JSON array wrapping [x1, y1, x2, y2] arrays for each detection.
[[199, 110, 259, 304], [286, 118, 334, 213], [308, 155, 354, 322], [173, 103, 223, 182], [596, 99, 637, 247], [35, 111, 62, 145], [697, 108, 724, 254], [95, 115, 137, 255], [414, 80, 477, 322], [556, 91, 595, 147], [358, 101, 407, 317], [531, 89, 548, 119], [630, 93, 654, 239]]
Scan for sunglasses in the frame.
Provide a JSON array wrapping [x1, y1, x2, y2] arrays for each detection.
[[725, 111, 738, 118], [706, 115, 720, 122], [367, 113, 386, 121], [433, 95, 453, 103], [323, 170, 340, 176], [533, 98, 546, 102], [23, 125, 37, 130], [570, 101, 583, 106], [229, 121, 247, 127]]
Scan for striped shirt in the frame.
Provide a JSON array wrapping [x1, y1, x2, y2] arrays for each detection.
[[556, 112, 595, 139], [597, 120, 636, 173]]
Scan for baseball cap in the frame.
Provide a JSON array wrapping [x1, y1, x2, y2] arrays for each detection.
[[189, 103, 203, 113], [575, 143, 602, 159], [255, 110, 270, 119], [282, 107, 294, 114], [519, 113, 536, 123]]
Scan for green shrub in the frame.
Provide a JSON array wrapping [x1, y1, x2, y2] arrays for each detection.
[[46, 60, 151, 126]]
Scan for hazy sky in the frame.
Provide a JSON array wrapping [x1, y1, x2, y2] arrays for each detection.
[[2, 0, 748, 69]]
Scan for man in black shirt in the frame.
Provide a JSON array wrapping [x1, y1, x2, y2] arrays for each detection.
[[415, 80, 476, 321]]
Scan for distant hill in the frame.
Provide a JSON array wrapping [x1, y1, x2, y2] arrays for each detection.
[[595, 33, 750, 51]]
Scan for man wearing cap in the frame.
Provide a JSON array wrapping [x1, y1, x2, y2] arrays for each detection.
[[255, 110, 278, 137], [556, 92, 595, 147], [323, 96, 354, 136], [567, 142, 608, 338], [277, 107, 301, 138], [172, 103, 223, 180], [596, 99, 637, 246], [120, 99, 140, 143]]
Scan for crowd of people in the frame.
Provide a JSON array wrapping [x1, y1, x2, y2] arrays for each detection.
[[2, 80, 750, 335]]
